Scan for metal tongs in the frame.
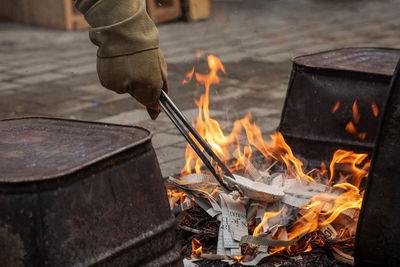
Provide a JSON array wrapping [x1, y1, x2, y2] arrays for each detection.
[[158, 91, 235, 191]]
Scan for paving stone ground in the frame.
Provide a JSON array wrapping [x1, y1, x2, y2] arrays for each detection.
[[1, 0, 400, 176]]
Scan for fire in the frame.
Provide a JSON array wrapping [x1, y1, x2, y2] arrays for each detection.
[[320, 162, 328, 175], [175, 54, 370, 260], [191, 239, 203, 258], [267, 179, 364, 255], [181, 55, 315, 182], [181, 55, 235, 176], [267, 150, 368, 254], [167, 188, 186, 209], [233, 256, 243, 262], [210, 186, 219, 196], [238, 117, 314, 181], [328, 149, 369, 187], [262, 150, 367, 256], [320, 183, 363, 226], [182, 66, 195, 85], [253, 208, 284, 236]]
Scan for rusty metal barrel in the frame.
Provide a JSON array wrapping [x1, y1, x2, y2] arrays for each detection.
[[278, 47, 400, 166], [0, 118, 181, 266], [355, 60, 400, 266]]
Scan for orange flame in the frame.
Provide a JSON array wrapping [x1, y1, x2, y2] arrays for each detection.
[[328, 149, 369, 187], [176, 54, 370, 257], [320, 183, 363, 225], [268, 149, 367, 255], [239, 117, 314, 181], [254, 208, 284, 236], [181, 55, 316, 182], [182, 66, 195, 85], [320, 162, 328, 175], [180, 55, 239, 176], [210, 186, 219, 196], [191, 239, 203, 258], [304, 243, 313, 253], [269, 179, 364, 254], [167, 188, 186, 208], [233, 256, 243, 262]]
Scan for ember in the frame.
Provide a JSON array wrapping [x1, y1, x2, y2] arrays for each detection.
[[167, 54, 369, 266]]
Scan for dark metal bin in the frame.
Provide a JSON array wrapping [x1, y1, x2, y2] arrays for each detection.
[[0, 117, 181, 266], [278, 47, 400, 166], [277, 48, 400, 265], [355, 60, 400, 266]]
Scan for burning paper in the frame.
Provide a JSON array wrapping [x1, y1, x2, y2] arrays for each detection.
[[224, 174, 284, 203], [218, 193, 245, 256], [220, 193, 248, 241], [167, 54, 369, 265]]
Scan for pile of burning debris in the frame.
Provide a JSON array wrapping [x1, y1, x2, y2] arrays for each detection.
[[166, 55, 369, 266]]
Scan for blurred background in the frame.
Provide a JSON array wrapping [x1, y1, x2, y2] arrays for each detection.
[[0, 0, 399, 176]]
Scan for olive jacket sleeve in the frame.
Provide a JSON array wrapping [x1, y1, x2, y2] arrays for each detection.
[[74, 0, 167, 119]]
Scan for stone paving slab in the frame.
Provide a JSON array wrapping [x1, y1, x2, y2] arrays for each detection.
[[98, 109, 152, 125], [1, 0, 400, 177]]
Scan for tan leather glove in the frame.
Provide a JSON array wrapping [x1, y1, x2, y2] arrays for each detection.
[[75, 0, 167, 119]]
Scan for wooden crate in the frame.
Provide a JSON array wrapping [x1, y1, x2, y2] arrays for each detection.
[[0, 0, 89, 31], [0, 0, 27, 23], [146, 0, 182, 24], [182, 0, 212, 22]]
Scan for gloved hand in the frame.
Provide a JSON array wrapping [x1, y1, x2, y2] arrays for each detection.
[[97, 48, 167, 119], [75, 0, 167, 119]]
